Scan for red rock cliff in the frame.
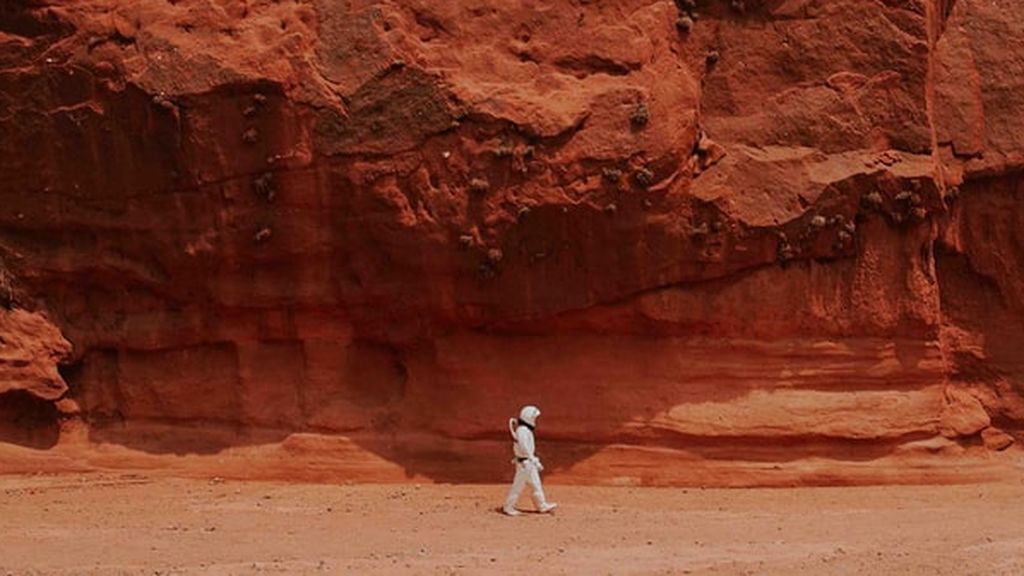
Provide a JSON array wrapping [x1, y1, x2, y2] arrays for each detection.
[[1, 0, 1022, 485]]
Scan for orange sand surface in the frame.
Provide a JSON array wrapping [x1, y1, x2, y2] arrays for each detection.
[[3, 474, 1024, 575]]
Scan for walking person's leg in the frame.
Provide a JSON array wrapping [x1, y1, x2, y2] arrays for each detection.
[[503, 463, 527, 516], [526, 462, 557, 513]]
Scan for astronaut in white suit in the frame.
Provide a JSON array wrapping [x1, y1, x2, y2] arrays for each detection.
[[503, 405, 557, 516]]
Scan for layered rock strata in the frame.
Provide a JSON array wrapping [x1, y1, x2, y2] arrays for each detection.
[[1, 0, 1022, 484]]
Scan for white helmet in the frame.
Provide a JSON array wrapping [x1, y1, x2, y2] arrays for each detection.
[[519, 405, 541, 427]]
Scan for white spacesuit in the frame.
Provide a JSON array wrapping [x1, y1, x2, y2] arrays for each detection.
[[503, 405, 557, 516]]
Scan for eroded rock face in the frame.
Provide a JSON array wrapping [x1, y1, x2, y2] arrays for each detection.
[[0, 0, 1022, 485], [0, 309, 71, 400], [0, 308, 70, 448]]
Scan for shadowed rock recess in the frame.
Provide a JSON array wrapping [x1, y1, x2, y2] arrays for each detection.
[[0, 0, 1022, 485]]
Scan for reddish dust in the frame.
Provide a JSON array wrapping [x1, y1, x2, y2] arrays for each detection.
[[2, 474, 1023, 575]]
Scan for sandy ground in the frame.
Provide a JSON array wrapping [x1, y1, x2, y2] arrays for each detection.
[[2, 474, 1024, 575]]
